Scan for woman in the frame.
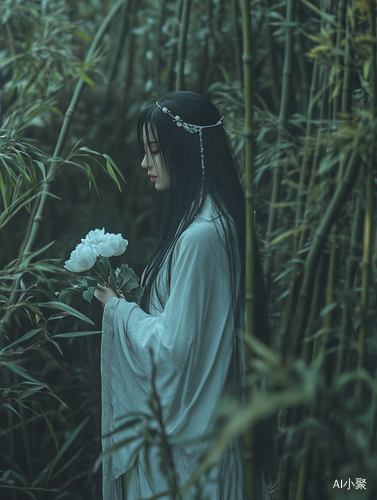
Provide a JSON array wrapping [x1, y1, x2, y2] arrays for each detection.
[[95, 91, 275, 499]]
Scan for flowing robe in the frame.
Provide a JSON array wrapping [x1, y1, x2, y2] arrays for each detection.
[[101, 199, 262, 499]]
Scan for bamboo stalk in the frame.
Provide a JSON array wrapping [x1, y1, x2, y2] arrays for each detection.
[[358, 0, 376, 376], [302, 253, 327, 365], [168, 0, 183, 90], [319, 0, 351, 363], [0, 0, 126, 341], [333, 0, 346, 118], [108, 0, 131, 83], [263, 0, 280, 113], [292, 146, 362, 356], [7, 410, 16, 500], [19, 402, 34, 480], [296, 4, 309, 114], [335, 9, 358, 374], [280, 62, 322, 357], [264, 0, 296, 291], [242, 0, 257, 497], [294, 60, 319, 257], [336, 194, 362, 374], [197, 0, 213, 94], [233, 0, 243, 84], [319, 231, 337, 364], [155, 0, 168, 84], [175, 0, 192, 90], [243, 0, 255, 344]]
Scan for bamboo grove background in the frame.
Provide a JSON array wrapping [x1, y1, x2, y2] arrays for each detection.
[[0, 0, 376, 498]]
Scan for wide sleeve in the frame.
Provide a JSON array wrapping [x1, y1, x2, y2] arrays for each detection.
[[102, 219, 240, 480]]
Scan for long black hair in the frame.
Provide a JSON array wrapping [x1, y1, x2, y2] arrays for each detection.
[[137, 91, 276, 485]]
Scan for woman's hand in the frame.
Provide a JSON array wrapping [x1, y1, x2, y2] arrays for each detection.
[[94, 284, 118, 305]]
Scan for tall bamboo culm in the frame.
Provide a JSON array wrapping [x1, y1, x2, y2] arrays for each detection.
[[241, 0, 256, 498], [263, 0, 295, 292], [357, 0, 376, 384], [175, 0, 191, 90]]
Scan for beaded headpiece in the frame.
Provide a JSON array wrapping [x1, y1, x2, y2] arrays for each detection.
[[156, 101, 224, 180]]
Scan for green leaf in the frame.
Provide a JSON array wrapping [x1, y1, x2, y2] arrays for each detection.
[[105, 159, 121, 191], [19, 384, 46, 400], [39, 301, 95, 325], [103, 154, 126, 184], [0, 171, 8, 210], [53, 330, 100, 338], [76, 67, 96, 88], [47, 416, 90, 482], [5, 364, 41, 384], [268, 226, 309, 247], [0, 328, 42, 354], [83, 286, 96, 304]]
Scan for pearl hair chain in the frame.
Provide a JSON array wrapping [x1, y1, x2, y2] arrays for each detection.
[[156, 101, 224, 179]]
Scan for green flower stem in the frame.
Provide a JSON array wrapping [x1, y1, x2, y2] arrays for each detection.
[[91, 265, 121, 298]]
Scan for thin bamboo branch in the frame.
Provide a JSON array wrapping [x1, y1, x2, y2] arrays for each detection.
[[175, 0, 191, 90]]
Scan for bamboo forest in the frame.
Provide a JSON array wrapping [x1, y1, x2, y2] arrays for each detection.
[[0, 0, 376, 498]]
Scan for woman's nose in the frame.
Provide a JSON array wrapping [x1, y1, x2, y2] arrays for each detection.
[[141, 154, 148, 169]]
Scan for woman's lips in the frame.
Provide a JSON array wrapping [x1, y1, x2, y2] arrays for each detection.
[[149, 175, 157, 182]]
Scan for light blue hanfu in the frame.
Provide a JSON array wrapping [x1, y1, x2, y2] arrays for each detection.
[[101, 198, 268, 499]]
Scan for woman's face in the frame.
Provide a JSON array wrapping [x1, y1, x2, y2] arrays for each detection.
[[141, 126, 171, 191]]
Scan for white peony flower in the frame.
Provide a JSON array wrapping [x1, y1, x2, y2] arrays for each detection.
[[81, 228, 106, 247], [64, 243, 98, 273], [81, 228, 128, 258]]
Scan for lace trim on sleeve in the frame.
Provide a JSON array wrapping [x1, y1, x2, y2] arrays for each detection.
[[101, 297, 121, 500]]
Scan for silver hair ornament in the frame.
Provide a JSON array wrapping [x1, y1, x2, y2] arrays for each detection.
[[156, 101, 224, 180]]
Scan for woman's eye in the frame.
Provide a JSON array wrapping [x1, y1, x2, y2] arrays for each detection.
[[150, 148, 160, 155]]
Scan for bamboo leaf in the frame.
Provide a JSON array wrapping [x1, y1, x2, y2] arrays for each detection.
[[0, 328, 42, 353], [76, 67, 96, 89], [269, 226, 309, 247], [103, 153, 126, 183], [45, 416, 90, 484], [39, 301, 95, 325], [53, 330, 100, 338], [4, 364, 42, 384]]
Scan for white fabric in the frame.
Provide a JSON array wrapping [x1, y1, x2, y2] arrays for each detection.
[[101, 198, 265, 499]]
